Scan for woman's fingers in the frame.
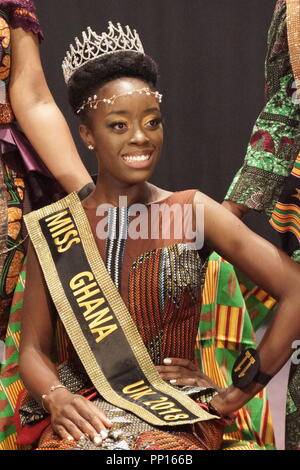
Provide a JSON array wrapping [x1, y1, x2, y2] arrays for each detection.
[[72, 395, 111, 437], [90, 403, 112, 429], [157, 370, 200, 386], [156, 358, 220, 390], [53, 418, 84, 442], [156, 367, 183, 380], [52, 396, 112, 446], [169, 377, 199, 386], [53, 424, 76, 442], [156, 366, 183, 375], [88, 400, 112, 429], [63, 409, 103, 446], [156, 365, 197, 378], [163, 358, 198, 371]]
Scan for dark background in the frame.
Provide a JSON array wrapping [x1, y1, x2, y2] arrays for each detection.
[[35, 0, 279, 244]]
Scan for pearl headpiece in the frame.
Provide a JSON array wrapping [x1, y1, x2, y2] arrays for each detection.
[[76, 87, 163, 114], [62, 21, 145, 84]]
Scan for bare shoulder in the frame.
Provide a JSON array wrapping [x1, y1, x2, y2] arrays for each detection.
[[193, 190, 222, 211], [147, 183, 173, 203]]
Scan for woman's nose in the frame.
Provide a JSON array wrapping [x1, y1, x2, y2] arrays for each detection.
[[130, 127, 150, 145]]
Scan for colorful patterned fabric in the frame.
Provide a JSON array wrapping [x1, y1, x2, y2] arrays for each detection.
[[0, 161, 26, 341], [269, 3, 300, 260], [28, 378, 228, 451], [225, 0, 300, 220], [0, 260, 25, 448], [0, 0, 63, 341], [273, 0, 300, 447], [0, 10, 14, 124], [226, 0, 300, 449], [36, 410, 226, 451], [0, 1, 43, 40], [10, 190, 226, 450], [0, 0, 42, 339], [0, 250, 275, 450], [0, 1, 43, 122], [22, 191, 273, 451], [196, 253, 275, 450], [286, 363, 300, 450]]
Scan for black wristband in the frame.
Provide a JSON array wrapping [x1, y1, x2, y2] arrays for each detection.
[[77, 182, 96, 201], [232, 348, 273, 389]]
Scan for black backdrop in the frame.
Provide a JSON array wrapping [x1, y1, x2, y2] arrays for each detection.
[[34, 0, 280, 244]]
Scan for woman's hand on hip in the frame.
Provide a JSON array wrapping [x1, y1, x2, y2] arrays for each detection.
[[156, 357, 220, 390]]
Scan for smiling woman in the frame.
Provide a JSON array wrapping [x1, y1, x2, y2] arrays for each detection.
[[15, 21, 300, 451], [78, 76, 163, 189]]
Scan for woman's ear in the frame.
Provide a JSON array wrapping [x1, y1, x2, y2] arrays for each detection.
[[79, 123, 95, 150]]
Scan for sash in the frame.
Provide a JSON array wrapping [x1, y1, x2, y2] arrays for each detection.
[[24, 192, 216, 427]]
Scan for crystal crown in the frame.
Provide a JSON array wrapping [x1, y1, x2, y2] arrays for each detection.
[[62, 21, 145, 84]]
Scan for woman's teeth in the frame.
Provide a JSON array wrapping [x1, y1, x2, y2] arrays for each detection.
[[122, 154, 150, 162]]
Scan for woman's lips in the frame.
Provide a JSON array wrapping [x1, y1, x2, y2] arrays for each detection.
[[121, 152, 153, 169]]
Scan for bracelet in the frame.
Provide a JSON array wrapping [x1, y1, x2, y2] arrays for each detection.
[[205, 399, 237, 421], [206, 400, 222, 417], [41, 384, 68, 412]]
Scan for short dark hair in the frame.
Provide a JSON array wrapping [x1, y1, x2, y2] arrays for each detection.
[[67, 51, 159, 122]]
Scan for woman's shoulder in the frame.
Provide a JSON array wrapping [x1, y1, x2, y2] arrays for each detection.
[[148, 185, 199, 206]]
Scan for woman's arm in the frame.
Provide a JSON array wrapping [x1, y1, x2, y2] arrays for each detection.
[[20, 243, 111, 444], [9, 28, 92, 193], [194, 191, 300, 414], [222, 200, 249, 219]]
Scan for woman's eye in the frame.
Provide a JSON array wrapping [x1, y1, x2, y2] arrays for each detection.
[[110, 122, 127, 131], [147, 118, 162, 128]]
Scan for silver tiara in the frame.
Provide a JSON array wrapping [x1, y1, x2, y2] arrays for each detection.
[[62, 21, 145, 84]]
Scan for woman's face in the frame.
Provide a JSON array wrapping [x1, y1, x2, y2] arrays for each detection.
[[80, 77, 163, 186]]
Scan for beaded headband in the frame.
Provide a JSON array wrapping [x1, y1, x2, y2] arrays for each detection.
[[62, 22, 145, 84], [76, 87, 163, 114]]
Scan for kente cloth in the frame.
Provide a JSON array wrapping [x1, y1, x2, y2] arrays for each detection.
[[269, 156, 300, 261], [225, 0, 300, 449], [0, 193, 275, 450], [0, 1, 63, 341], [269, 0, 300, 262], [273, 0, 300, 448], [196, 253, 275, 450]]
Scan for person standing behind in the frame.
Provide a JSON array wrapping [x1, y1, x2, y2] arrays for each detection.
[[224, 0, 300, 450], [0, 0, 93, 340], [0, 0, 93, 449]]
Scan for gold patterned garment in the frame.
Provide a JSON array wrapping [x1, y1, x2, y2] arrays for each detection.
[[84, 190, 209, 365], [19, 190, 229, 450], [37, 396, 227, 451]]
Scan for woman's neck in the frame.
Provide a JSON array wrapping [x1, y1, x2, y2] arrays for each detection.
[[82, 178, 172, 209], [82, 178, 154, 208]]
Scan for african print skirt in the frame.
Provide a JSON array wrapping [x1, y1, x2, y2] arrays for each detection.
[[35, 399, 226, 451], [0, 254, 275, 450]]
